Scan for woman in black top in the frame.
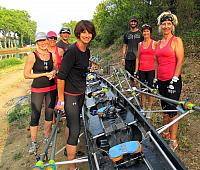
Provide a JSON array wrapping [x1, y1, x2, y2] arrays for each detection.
[[56, 20, 96, 170], [24, 32, 57, 154]]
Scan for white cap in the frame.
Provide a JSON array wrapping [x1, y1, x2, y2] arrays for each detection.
[[35, 32, 47, 42]]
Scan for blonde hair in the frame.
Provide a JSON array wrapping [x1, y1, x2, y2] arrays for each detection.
[[157, 11, 178, 26], [157, 11, 178, 34]]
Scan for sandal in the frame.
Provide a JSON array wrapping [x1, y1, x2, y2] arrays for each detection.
[[162, 132, 171, 141], [169, 139, 178, 152]]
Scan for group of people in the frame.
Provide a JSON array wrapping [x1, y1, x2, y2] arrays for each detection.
[[24, 10, 184, 170], [122, 11, 184, 151], [24, 20, 96, 170]]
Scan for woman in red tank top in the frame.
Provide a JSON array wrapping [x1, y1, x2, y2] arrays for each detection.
[[135, 24, 157, 119], [47, 31, 64, 70], [155, 11, 184, 151]]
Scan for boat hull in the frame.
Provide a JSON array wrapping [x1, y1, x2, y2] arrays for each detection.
[[83, 76, 186, 170]]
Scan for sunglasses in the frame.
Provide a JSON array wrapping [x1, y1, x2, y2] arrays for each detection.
[[142, 24, 151, 28], [160, 15, 174, 23], [48, 37, 57, 40]]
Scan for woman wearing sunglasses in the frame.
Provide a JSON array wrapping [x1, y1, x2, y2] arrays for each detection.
[[56, 20, 96, 170], [155, 11, 184, 151], [135, 24, 157, 119], [47, 31, 64, 70], [24, 32, 57, 154]]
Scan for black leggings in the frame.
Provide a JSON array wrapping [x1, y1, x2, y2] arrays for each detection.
[[30, 90, 57, 126], [64, 94, 85, 145], [139, 70, 155, 88]]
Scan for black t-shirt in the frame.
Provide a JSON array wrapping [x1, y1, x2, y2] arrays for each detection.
[[123, 30, 143, 60], [56, 40, 70, 52], [58, 43, 90, 94]]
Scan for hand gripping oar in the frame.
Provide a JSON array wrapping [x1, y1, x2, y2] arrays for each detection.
[[32, 110, 62, 170], [124, 70, 158, 94]]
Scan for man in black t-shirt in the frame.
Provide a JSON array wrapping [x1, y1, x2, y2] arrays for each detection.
[[122, 17, 143, 86], [56, 27, 71, 52]]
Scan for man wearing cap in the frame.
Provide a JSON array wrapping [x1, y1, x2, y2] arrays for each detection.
[[122, 17, 143, 86], [56, 27, 71, 52]]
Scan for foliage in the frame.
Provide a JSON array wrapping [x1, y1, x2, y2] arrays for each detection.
[[7, 103, 31, 124], [0, 7, 37, 47], [0, 58, 23, 69], [92, 0, 200, 49]]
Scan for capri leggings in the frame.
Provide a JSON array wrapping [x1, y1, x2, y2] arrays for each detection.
[[30, 90, 57, 126], [139, 70, 155, 88], [158, 76, 182, 118], [64, 93, 85, 145]]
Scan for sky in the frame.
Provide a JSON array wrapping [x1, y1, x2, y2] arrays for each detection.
[[0, 0, 102, 33]]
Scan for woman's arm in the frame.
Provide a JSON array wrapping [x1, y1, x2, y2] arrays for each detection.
[[135, 43, 141, 73], [24, 53, 51, 79], [51, 53, 58, 78], [154, 41, 158, 79], [58, 47, 64, 58], [173, 37, 184, 77]]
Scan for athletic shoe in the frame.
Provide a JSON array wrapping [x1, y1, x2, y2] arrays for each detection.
[[146, 109, 152, 119], [169, 139, 178, 151], [29, 141, 39, 155]]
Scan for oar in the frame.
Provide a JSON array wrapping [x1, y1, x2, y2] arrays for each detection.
[[32, 110, 62, 170], [133, 87, 200, 112]]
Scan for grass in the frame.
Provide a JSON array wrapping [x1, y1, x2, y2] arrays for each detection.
[[0, 58, 24, 70], [7, 103, 31, 129], [12, 152, 23, 161]]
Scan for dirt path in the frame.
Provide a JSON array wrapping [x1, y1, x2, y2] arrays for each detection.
[[0, 64, 31, 169], [0, 64, 88, 170]]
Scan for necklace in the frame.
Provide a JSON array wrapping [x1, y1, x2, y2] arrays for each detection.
[[36, 50, 50, 71]]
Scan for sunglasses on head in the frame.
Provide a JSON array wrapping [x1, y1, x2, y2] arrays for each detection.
[[142, 24, 151, 28], [48, 37, 57, 40], [160, 14, 174, 23]]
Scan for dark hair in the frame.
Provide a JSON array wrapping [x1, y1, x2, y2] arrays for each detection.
[[141, 24, 152, 33], [74, 20, 96, 40]]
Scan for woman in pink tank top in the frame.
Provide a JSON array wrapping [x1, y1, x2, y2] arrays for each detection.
[[135, 24, 157, 118], [47, 31, 64, 70], [155, 11, 184, 151]]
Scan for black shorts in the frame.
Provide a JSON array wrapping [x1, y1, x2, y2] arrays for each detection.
[[139, 70, 155, 88], [125, 60, 136, 80], [158, 76, 182, 117]]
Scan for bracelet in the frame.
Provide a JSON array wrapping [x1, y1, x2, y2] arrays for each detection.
[[57, 101, 64, 106]]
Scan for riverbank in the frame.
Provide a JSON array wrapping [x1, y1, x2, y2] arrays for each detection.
[[0, 47, 35, 55]]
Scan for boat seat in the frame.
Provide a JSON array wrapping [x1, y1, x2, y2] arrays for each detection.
[[109, 141, 142, 163]]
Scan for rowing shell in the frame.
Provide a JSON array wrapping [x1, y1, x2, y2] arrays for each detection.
[[82, 74, 186, 170]]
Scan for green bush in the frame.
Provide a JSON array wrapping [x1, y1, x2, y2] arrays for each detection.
[[0, 58, 23, 69], [7, 103, 31, 123]]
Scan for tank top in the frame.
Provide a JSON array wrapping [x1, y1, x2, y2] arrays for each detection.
[[139, 40, 155, 71], [155, 36, 176, 81], [31, 51, 56, 92], [55, 47, 62, 70]]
